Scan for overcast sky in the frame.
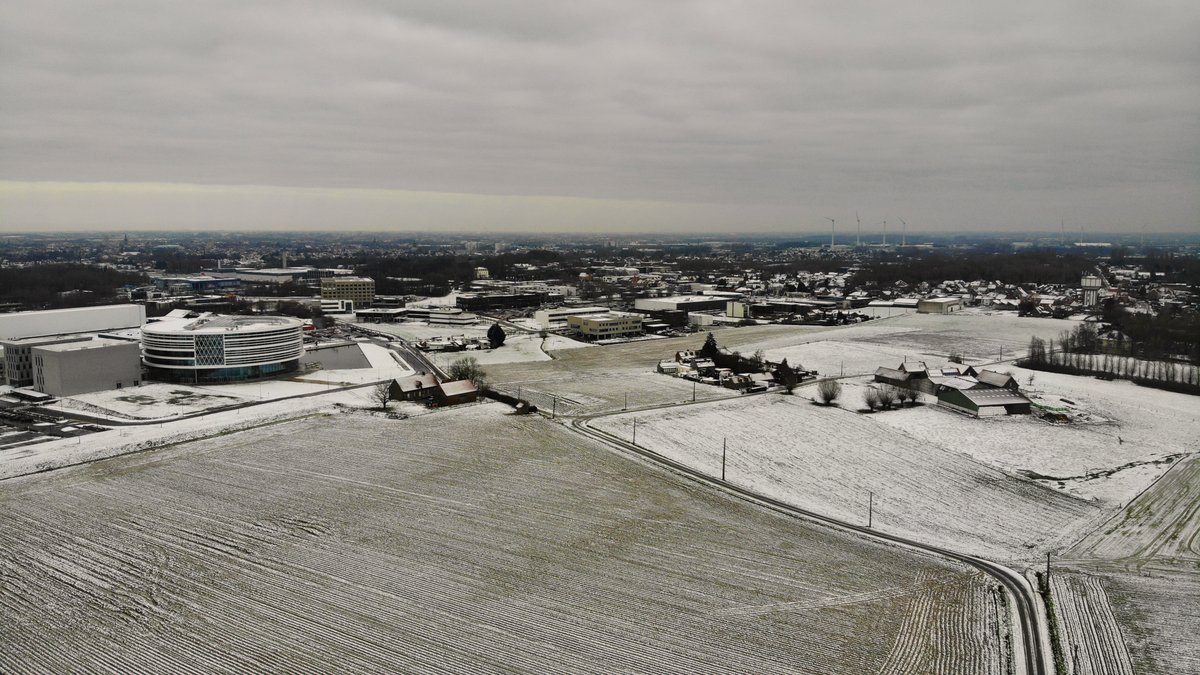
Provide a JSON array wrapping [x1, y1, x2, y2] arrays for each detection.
[[1, 1, 1197, 234]]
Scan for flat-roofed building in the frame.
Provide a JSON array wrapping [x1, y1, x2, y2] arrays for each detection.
[[533, 306, 609, 328], [567, 312, 643, 341], [142, 313, 303, 383], [321, 276, 376, 309], [0, 304, 145, 341], [2, 335, 92, 387], [633, 296, 727, 313], [32, 338, 142, 396], [917, 297, 962, 314]]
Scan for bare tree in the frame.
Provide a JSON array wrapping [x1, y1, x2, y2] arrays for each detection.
[[816, 379, 842, 406], [864, 387, 881, 411], [904, 387, 919, 406], [878, 385, 901, 410], [372, 382, 392, 411], [448, 356, 488, 390]]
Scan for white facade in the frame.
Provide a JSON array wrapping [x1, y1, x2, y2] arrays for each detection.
[[0, 304, 145, 341], [567, 312, 643, 340], [533, 306, 609, 328], [142, 313, 303, 382], [917, 297, 962, 314], [32, 338, 142, 396]]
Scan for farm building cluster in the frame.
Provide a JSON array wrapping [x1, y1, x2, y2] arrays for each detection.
[[658, 349, 812, 393], [874, 362, 1032, 416]]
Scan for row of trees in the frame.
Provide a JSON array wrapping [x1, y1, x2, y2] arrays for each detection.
[[1022, 336, 1200, 395], [864, 384, 918, 411]]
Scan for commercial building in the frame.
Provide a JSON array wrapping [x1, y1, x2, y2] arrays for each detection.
[[917, 297, 963, 314], [321, 276, 376, 309], [567, 312, 643, 341], [152, 275, 241, 293], [142, 313, 304, 383], [456, 291, 563, 311], [356, 307, 408, 323], [0, 304, 146, 341], [633, 296, 727, 313], [31, 338, 142, 396], [2, 335, 92, 387], [533, 306, 609, 328], [406, 307, 479, 326]]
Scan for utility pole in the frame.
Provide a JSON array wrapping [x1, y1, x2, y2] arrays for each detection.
[[868, 491, 874, 528], [624, 392, 627, 410], [1046, 551, 1051, 580], [722, 437, 727, 481], [552, 395, 557, 419], [692, 381, 696, 402], [632, 418, 637, 445]]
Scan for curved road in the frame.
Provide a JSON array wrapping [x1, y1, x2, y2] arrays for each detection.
[[560, 390, 1051, 675]]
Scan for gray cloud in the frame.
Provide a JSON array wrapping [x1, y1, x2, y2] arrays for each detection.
[[1, 0, 1197, 232]]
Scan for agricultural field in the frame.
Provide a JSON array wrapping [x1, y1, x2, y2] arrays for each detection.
[[0, 406, 1008, 673], [591, 394, 1102, 561], [1101, 571, 1200, 674], [1047, 574, 1135, 675]]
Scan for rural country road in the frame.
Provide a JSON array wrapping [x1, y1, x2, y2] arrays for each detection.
[[559, 383, 1053, 675]]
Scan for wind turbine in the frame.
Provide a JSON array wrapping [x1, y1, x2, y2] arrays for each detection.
[[826, 218, 836, 248], [855, 211, 862, 247], [898, 217, 907, 246]]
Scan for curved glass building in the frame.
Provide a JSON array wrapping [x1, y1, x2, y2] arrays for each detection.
[[142, 314, 304, 383]]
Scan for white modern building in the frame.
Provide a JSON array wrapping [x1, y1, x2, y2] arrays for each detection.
[[141, 313, 304, 383], [0, 304, 146, 341], [533, 306, 610, 328], [917, 297, 963, 314], [567, 312, 644, 341], [32, 338, 142, 396]]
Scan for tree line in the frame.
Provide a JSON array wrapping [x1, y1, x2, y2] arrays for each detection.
[[1021, 333, 1200, 396], [0, 264, 146, 309]]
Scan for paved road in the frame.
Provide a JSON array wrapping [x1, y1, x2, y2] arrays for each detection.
[[558, 385, 1051, 675]]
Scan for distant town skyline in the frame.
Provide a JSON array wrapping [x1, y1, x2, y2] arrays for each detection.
[[2, 1, 1197, 233]]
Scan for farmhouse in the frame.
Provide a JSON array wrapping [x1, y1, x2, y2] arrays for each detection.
[[390, 372, 439, 401], [936, 387, 1032, 416]]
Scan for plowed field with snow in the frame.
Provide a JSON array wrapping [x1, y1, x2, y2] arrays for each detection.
[[0, 405, 1006, 673]]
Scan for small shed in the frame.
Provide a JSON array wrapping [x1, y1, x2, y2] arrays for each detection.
[[937, 387, 1031, 416]]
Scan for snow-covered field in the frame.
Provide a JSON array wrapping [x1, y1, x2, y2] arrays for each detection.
[[594, 394, 1103, 561], [0, 407, 1007, 673]]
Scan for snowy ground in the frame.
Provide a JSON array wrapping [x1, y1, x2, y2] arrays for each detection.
[[0, 408, 1007, 674], [593, 394, 1102, 561], [50, 344, 414, 421]]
